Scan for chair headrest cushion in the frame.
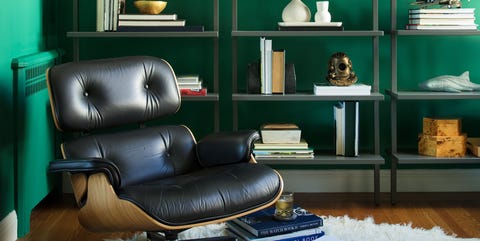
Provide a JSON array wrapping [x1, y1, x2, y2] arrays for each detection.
[[47, 56, 181, 131]]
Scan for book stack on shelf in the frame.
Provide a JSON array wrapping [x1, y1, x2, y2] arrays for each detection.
[[253, 124, 314, 159], [406, 8, 477, 30], [334, 101, 359, 157], [226, 206, 325, 241], [176, 75, 207, 96], [96, 0, 204, 32]]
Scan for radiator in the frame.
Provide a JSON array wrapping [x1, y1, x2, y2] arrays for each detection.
[[11, 49, 63, 237]]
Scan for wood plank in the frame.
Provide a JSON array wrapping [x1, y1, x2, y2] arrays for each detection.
[[18, 192, 480, 241]]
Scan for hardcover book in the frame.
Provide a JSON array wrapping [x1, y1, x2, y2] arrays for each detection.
[[230, 206, 323, 238], [334, 101, 359, 157], [313, 83, 371, 96], [253, 140, 309, 150], [117, 25, 205, 32], [226, 221, 325, 241]]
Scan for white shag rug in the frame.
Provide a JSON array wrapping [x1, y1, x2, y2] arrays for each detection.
[[105, 215, 480, 241]]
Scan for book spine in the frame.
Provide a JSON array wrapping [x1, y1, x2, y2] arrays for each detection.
[[276, 232, 325, 241], [257, 220, 322, 238], [264, 39, 273, 94], [343, 101, 359, 157]]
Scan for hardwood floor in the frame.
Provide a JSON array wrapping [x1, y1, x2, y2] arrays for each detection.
[[18, 192, 480, 241]]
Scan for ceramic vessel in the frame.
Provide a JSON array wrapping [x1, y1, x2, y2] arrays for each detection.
[[314, 1, 331, 23], [282, 0, 311, 22]]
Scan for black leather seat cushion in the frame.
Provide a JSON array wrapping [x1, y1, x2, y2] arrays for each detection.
[[118, 162, 281, 226]]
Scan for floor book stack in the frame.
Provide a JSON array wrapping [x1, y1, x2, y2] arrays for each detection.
[[226, 206, 324, 241], [254, 124, 314, 159]]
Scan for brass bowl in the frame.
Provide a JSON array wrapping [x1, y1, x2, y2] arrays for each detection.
[[134, 1, 167, 15]]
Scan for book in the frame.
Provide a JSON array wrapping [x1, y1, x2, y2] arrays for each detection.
[[226, 221, 325, 241], [254, 140, 309, 150], [408, 18, 476, 25], [178, 81, 202, 89], [260, 37, 273, 95], [408, 13, 475, 19], [229, 206, 323, 238], [313, 83, 371, 96], [118, 19, 186, 27], [180, 88, 207, 96], [96, 0, 105, 31], [405, 24, 478, 30], [117, 25, 204, 32], [334, 101, 359, 157], [177, 74, 201, 84], [272, 49, 286, 94], [408, 8, 475, 14], [118, 13, 178, 20], [260, 123, 301, 144]]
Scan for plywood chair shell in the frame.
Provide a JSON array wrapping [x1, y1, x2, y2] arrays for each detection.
[[78, 170, 283, 232]]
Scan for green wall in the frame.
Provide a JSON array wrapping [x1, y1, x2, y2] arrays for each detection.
[[0, 0, 58, 236]]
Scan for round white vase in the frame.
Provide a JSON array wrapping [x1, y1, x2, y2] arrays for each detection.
[[314, 1, 331, 23], [282, 0, 311, 22]]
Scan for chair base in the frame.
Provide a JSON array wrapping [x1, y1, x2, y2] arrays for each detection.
[[146, 231, 237, 241]]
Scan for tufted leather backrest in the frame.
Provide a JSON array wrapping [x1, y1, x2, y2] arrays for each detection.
[[46, 56, 180, 132]]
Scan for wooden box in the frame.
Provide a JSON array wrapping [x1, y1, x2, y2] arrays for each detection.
[[467, 138, 480, 157], [423, 117, 461, 136], [418, 134, 467, 157]]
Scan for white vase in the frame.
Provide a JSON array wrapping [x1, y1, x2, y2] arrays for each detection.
[[282, 0, 311, 22], [314, 1, 331, 23]]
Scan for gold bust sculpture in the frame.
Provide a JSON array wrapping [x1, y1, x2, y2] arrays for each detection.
[[327, 52, 358, 86]]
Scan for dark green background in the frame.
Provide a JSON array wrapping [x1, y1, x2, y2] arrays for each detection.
[[2, 0, 480, 236]]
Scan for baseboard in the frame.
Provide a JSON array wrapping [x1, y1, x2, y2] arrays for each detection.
[[0, 211, 17, 241], [278, 169, 480, 192]]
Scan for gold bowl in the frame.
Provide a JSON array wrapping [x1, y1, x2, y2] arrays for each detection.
[[134, 1, 167, 14]]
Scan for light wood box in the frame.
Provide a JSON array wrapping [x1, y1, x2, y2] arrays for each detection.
[[466, 138, 480, 157], [418, 133, 467, 157], [423, 117, 461, 136]]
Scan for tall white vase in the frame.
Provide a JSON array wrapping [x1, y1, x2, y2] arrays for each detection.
[[314, 1, 331, 23], [282, 0, 311, 22]]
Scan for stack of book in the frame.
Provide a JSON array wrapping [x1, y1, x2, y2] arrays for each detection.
[[226, 206, 325, 241], [334, 101, 359, 157], [253, 124, 314, 159], [176, 75, 207, 96], [96, 0, 204, 32], [406, 8, 477, 30]]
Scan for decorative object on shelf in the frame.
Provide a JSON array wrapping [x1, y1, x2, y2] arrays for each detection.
[[314, 1, 331, 23], [410, 0, 465, 9], [418, 117, 467, 157], [418, 71, 480, 92], [327, 52, 358, 86], [282, 0, 311, 22], [134, 0, 167, 14]]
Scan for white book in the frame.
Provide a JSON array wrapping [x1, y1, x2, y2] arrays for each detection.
[[313, 83, 371, 96], [334, 102, 344, 156], [406, 24, 478, 30], [260, 37, 266, 94], [409, 18, 476, 25], [408, 8, 475, 14], [118, 20, 186, 27], [178, 81, 202, 89], [96, 0, 104, 31], [264, 39, 273, 95], [118, 14, 178, 20], [177, 74, 200, 83], [409, 13, 475, 19]]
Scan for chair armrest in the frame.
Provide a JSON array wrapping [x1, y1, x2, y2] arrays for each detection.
[[196, 130, 260, 167], [48, 158, 121, 189]]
